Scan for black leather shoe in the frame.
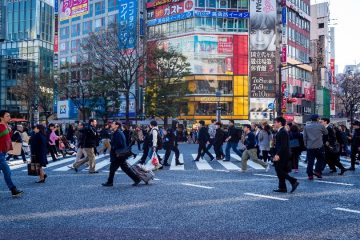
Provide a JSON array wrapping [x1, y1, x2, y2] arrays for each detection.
[[35, 179, 45, 183], [102, 182, 113, 187], [290, 182, 299, 193], [339, 169, 347, 175], [132, 180, 141, 186], [89, 171, 99, 174], [176, 162, 184, 166], [193, 159, 199, 162], [163, 163, 171, 167], [273, 189, 287, 193], [348, 167, 355, 171]]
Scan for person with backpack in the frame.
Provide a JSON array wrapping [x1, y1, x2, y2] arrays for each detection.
[[214, 122, 225, 160], [139, 121, 163, 166], [102, 121, 141, 187], [289, 124, 304, 173], [161, 120, 183, 167], [224, 120, 243, 162], [194, 120, 214, 161]]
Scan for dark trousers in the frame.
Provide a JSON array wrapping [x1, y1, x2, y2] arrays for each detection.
[[306, 147, 325, 176], [275, 162, 297, 190], [6, 149, 26, 162], [325, 150, 345, 171], [48, 145, 57, 161], [163, 145, 180, 164], [262, 150, 271, 162], [139, 147, 161, 164], [195, 142, 214, 161], [350, 147, 359, 168], [214, 144, 224, 158], [290, 148, 301, 169], [201, 138, 214, 157], [107, 158, 140, 184]]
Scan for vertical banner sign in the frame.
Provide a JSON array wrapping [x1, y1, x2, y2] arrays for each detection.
[[0, 0, 3, 40], [330, 59, 336, 115], [249, 0, 276, 119], [119, 0, 137, 50], [60, 0, 89, 20]]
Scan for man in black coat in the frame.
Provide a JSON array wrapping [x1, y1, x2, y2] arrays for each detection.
[[349, 120, 360, 171], [162, 120, 183, 167], [102, 121, 140, 187], [214, 122, 225, 160], [273, 117, 299, 193], [194, 120, 214, 161]]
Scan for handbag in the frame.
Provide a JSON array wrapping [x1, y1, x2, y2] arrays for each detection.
[[27, 163, 41, 176], [151, 152, 160, 166], [115, 147, 132, 158]]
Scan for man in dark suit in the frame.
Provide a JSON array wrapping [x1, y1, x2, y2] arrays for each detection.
[[273, 117, 299, 193], [194, 120, 214, 161]]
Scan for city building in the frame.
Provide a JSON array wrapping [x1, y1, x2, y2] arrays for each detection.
[[310, 1, 334, 118], [57, 0, 145, 121], [278, 0, 313, 123], [146, 0, 250, 122], [0, 0, 54, 119]]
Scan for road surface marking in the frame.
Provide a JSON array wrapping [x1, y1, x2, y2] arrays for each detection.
[[181, 183, 214, 189], [170, 154, 185, 170], [191, 154, 213, 170], [334, 207, 360, 214], [254, 174, 277, 178], [244, 193, 289, 201], [315, 180, 354, 186], [217, 160, 241, 170]]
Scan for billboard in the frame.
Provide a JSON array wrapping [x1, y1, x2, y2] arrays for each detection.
[[249, 0, 276, 120], [148, 0, 194, 20], [194, 10, 249, 19], [59, 0, 89, 21], [57, 100, 78, 119], [119, 0, 138, 49], [147, 11, 193, 26]]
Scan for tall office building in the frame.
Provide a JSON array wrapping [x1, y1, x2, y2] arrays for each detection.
[[310, 1, 333, 118], [0, 0, 54, 115], [146, 0, 250, 122], [57, 0, 145, 120]]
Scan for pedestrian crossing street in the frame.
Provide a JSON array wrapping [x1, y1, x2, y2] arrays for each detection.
[[8, 151, 353, 173]]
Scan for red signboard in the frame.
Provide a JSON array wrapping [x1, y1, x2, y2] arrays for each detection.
[[330, 58, 336, 84], [233, 35, 248, 75], [225, 57, 233, 73], [54, 34, 59, 53], [149, 0, 193, 20]]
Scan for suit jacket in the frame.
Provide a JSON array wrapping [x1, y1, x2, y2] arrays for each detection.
[[275, 127, 291, 169], [198, 127, 210, 144], [110, 129, 127, 162]]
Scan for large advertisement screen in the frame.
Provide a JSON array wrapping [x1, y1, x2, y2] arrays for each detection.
[[59, 0, 88, 20], [249, 0, 276, 119]]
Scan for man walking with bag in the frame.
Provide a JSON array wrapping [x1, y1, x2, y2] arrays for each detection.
[[73, 119, 99, 173], [0, 110, 23, 197], [272, 117, 299, 193], [102, 121, 141, 187], [162, 120, 183, 167], [224, 120, 243, 162]]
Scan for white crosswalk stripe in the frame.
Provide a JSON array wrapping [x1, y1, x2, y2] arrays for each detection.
[[21, 156, 77, 172], [170, 154, 184, 171], [230, 154, 264, 170], [217, 160, 241, 170], [191, 154, 213, 170]]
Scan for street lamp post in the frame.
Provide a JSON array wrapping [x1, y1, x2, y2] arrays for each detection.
[[216, 91, 221, 122]]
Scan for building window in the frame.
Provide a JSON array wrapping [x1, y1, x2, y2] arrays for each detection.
[[95, 1, 105, 15], [60, 41, 69, 53], [60, 26, 70, 39], [71, 23, 81, 37], [94, 18, 105, 31], [83, 4, 93, 19], [83, 20, 92, 34], [71, 39, 81, 51], [108, 0, 117, 12], [318, 23, 324, 29], [108, 15, 117, 25]]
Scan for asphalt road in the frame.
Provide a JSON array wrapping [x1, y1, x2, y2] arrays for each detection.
[[1, 144, 359, 240]]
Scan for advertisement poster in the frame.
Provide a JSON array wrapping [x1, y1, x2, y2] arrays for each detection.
[[249, 0, 276, 119], [57, 100, 77, 119], [118, 0, 137, 49], [59, 0, 88, 21], [249, 98, 275, 121]]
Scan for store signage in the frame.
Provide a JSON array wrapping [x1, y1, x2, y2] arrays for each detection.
[[60, 0, 89, 21], [148, 0, 194, 20], [147, 11, 193, 26], [194, 10, 249, 18]]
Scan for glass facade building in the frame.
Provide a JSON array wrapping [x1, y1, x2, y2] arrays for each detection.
[[0, 0, 54, 114], [146, 0, 250, 121]]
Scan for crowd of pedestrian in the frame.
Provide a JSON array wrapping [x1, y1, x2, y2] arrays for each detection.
[[1, 108, 359, 198]]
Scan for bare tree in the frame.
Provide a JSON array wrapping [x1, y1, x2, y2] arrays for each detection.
[[145, 45, 191, 127], [81, 23, 145, 123], [335, 72, 360, 121]]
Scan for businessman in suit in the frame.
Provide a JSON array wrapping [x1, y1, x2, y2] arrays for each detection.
[[273, 117, 299, 193]]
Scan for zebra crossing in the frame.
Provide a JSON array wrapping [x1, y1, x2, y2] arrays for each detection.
[[8, 152, 352, 173]]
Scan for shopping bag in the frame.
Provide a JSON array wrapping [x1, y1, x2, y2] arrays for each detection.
[[151, 152, 159, 166], [8, 142, 22, 155], [27, 163, 41, 176]]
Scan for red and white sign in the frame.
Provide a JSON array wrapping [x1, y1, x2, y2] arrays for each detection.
[[281, 45, 287, 64], [149, 0, 194, 20], [218, 36, 233, 54], [225, 57, 233, 73], [330, 58, 336, 84], [54, 34, 59, 53]]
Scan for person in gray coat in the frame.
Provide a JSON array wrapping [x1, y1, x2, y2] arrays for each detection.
[[258, 123, 272, 163], [303, 114, 328, 180]]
